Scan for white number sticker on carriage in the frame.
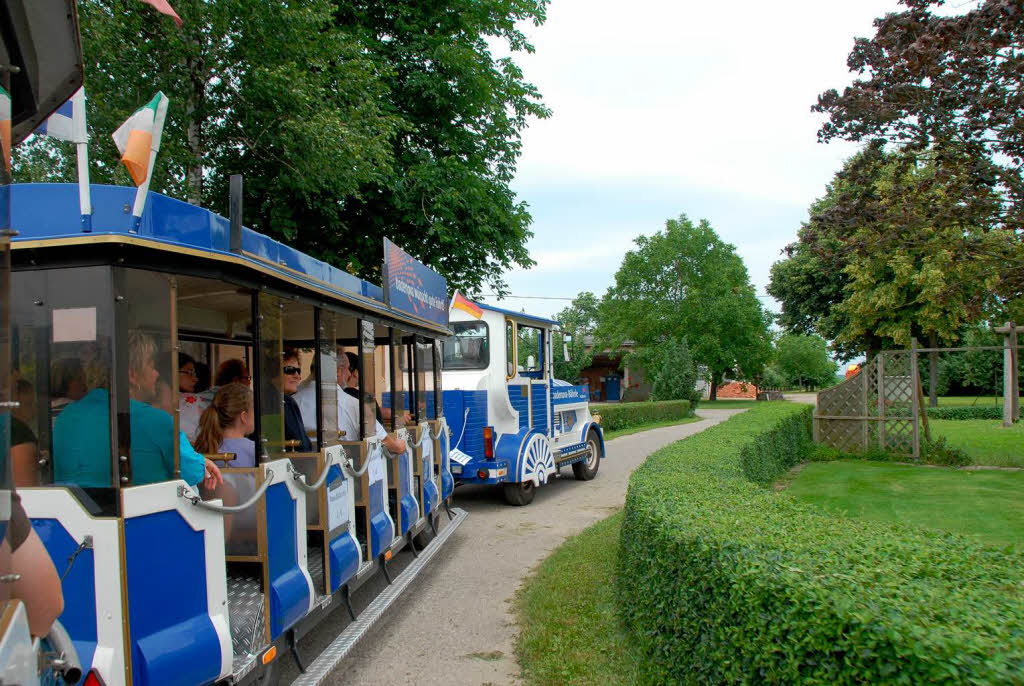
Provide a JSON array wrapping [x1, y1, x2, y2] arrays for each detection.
[[327, 479, 349, 531], [52, 307, 96, 342], [367, 455, 385, 484]]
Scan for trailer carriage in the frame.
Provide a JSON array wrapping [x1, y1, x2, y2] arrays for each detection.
[[8, 182, 462, 685]]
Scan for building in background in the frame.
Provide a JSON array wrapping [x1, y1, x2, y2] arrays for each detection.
[[578, 337, 650, 402]]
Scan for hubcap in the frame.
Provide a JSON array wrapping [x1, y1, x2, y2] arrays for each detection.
[[586, 439, 599, 469]]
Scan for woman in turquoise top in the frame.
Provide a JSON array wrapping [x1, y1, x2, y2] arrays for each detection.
[[53, 332, 223, 490]]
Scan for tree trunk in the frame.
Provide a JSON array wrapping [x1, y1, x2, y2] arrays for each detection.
[[928, 331, 939, 408], [185, 53, 206, 205], [709, 371, 721, 401]]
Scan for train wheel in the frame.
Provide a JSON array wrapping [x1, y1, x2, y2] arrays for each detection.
[[572, 432, 602, 481], [502, 480, 535, 506]]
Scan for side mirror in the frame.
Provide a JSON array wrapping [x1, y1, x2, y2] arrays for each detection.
[[527, 354, 536, 369]]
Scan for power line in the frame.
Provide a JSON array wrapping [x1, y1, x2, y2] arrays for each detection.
[[479, 292, 777, 300]]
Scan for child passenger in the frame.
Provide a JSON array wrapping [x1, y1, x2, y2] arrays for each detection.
[[194, 383, 256, 468]]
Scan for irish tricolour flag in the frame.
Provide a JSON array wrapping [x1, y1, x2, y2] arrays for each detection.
[[112, 91, 168, 187]]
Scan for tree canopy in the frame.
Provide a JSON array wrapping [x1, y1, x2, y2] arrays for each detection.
[[814, 0, 1024, 290], [598, 214, 772, 401], [553, 292, 598, 383], [768, 143, 1013, 361], [773, 334, 837, 391], [17, 0, 550, 294]]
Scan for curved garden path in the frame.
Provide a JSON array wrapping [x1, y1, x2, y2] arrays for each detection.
[[285, 408, 745, 686]]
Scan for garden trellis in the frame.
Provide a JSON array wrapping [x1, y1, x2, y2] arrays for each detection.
[[814, 324, 1024, 458]]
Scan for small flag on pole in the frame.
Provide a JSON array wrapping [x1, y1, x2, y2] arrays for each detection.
[[34, 88, 92, 231], [138, 0, 182, 27], [34, 87, 87, 143], [451, 292, 483, 319], [112, 91, 168, 187], [112, 92, 169, 232]]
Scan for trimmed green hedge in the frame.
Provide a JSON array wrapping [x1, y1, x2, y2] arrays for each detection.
[[927, 405, 1003, 420], [617, 403, 1024, 684], [595, 400, 693, 432]]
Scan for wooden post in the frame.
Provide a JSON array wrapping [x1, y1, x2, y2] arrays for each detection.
[[1000, 321, 1015, 427], [910, 338, 920, 460], [861, 356, 870, 453], [1012, 323, 1019, 423], [876, 354, 885, 451]]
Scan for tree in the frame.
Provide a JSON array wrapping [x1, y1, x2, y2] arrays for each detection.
[[774, 334, 837, 391], [768, 143, 1013, 404], [598, 214, 773, 401], [649, 337, 699, 403], [16, 0, 549, 295], [553, 292, 598, 382], [814, 0, 1024, 291]]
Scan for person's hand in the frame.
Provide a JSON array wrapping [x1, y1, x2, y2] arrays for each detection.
[[402, 411, 413, 425], [203, 459, 224, 489]]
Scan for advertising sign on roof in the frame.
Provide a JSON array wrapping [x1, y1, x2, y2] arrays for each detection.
[[383, 237, 449, 327]]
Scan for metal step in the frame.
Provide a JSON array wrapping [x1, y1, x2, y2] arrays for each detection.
[[287, 507, 468, 686]]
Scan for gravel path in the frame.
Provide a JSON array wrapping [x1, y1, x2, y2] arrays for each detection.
[[289, 409, 745, 686]]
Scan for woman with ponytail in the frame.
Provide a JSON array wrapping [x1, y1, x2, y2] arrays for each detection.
[[194, 383, 255, 468]]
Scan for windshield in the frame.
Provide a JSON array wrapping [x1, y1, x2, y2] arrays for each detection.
[[443, 321, 489, 370]]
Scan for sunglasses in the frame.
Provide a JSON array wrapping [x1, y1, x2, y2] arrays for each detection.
[[180, 368, 198, 378], [283, 365, 302, 376]]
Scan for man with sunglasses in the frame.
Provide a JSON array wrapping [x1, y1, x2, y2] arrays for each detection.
[[280, 348, 312, 452]]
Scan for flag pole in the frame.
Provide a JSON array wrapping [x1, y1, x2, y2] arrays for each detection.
[[128, 93, 168, 233], [74, 89, 92, 232]]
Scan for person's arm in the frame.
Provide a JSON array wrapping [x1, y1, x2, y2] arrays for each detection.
[[11, 442, 38, 487], [378, 421, 407, 455], [178, 432, 224, 488], [6, 496, 63, 637]]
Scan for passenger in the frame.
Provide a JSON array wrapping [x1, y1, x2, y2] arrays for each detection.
[[50, 357, 87, 414], [178, 353, 198, 394], [280, 347, 312, 452], [214, 358, 250, 387], [194, 361, 211, 393], [11, 379, 38, 486], [341, 352, 384, 424], [334, 349, 406, 454], [1, 492, 64, 637], [194, 384, 256, 468], [180, 357, 250, 441], [53, 331, 224, 490]]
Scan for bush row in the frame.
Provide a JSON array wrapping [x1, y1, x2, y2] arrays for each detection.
[[926, 405, 1003, 420], [616, 402, 1024, 684], [595, 399, 693, 432]]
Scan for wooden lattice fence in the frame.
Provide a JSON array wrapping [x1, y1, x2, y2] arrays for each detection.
[[814, 347, 921, 458]]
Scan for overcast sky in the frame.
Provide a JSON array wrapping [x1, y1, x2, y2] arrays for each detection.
[[477, 0, 927, 319]]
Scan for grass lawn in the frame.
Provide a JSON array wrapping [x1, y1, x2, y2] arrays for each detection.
[[787, 460, 1024, 548], [603, 416, 700, 441], [698, 399, 760, 409], [937, 395, 1003, 407], [515, 512, 639, 686], [930, 419, 1024, 468]]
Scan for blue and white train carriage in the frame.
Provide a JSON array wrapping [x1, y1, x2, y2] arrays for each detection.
[[441, 299, 605, 505], [8, 182, 462, 685]]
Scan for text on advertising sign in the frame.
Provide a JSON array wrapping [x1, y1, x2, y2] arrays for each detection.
[[383, 237, 449, 327]]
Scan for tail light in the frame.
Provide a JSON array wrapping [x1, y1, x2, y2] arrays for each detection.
[[483, 427, 494, 458], [84, 669, 107, 686]]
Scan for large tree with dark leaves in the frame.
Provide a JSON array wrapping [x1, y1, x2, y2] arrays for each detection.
[[17, 0, 548, 294], [814, 0, 1024, 290]]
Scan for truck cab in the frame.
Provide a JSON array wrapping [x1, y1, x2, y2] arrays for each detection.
[[441, 299, 604, 505]]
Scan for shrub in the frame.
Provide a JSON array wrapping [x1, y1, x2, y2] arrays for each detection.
[[921, 436, 972, 467], [650, 337, 700, 404], [596, 400, 692, 432], [927, 405, 1003, 420], [738, 406, 812, 486], [617, 403, 1024, 685]]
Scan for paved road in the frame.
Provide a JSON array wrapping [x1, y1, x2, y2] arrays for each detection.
[[785, 392, 818, 406], [290, 409, 745, 686]]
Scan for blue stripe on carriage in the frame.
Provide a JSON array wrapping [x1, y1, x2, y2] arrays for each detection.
[[508, 386, 529, 431], [266, 482, 310, 640], [32, 517, 98, 682], [442, 390, 488, 460], [124, 509, 221, 686], [326, 464, 360, 592], [531, 384, 549, 435], [368, 477, 393, 559]]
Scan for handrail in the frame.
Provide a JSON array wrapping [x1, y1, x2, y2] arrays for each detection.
[[42, 620, 82, 684], [180, 467, 275, 514], [291, 451, 335, 493], [453, 407, 470, 450], [341, 441, 377, 479]]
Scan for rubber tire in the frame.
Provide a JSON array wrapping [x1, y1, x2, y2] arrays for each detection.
[[502, 480, 536, 506], [572, 432, 602, 481]]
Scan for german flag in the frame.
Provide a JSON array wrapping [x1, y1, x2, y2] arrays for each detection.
[[451, 292, 483, 319]]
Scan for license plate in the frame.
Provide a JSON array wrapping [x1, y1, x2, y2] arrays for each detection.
[[451, 465, 462, 475]]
